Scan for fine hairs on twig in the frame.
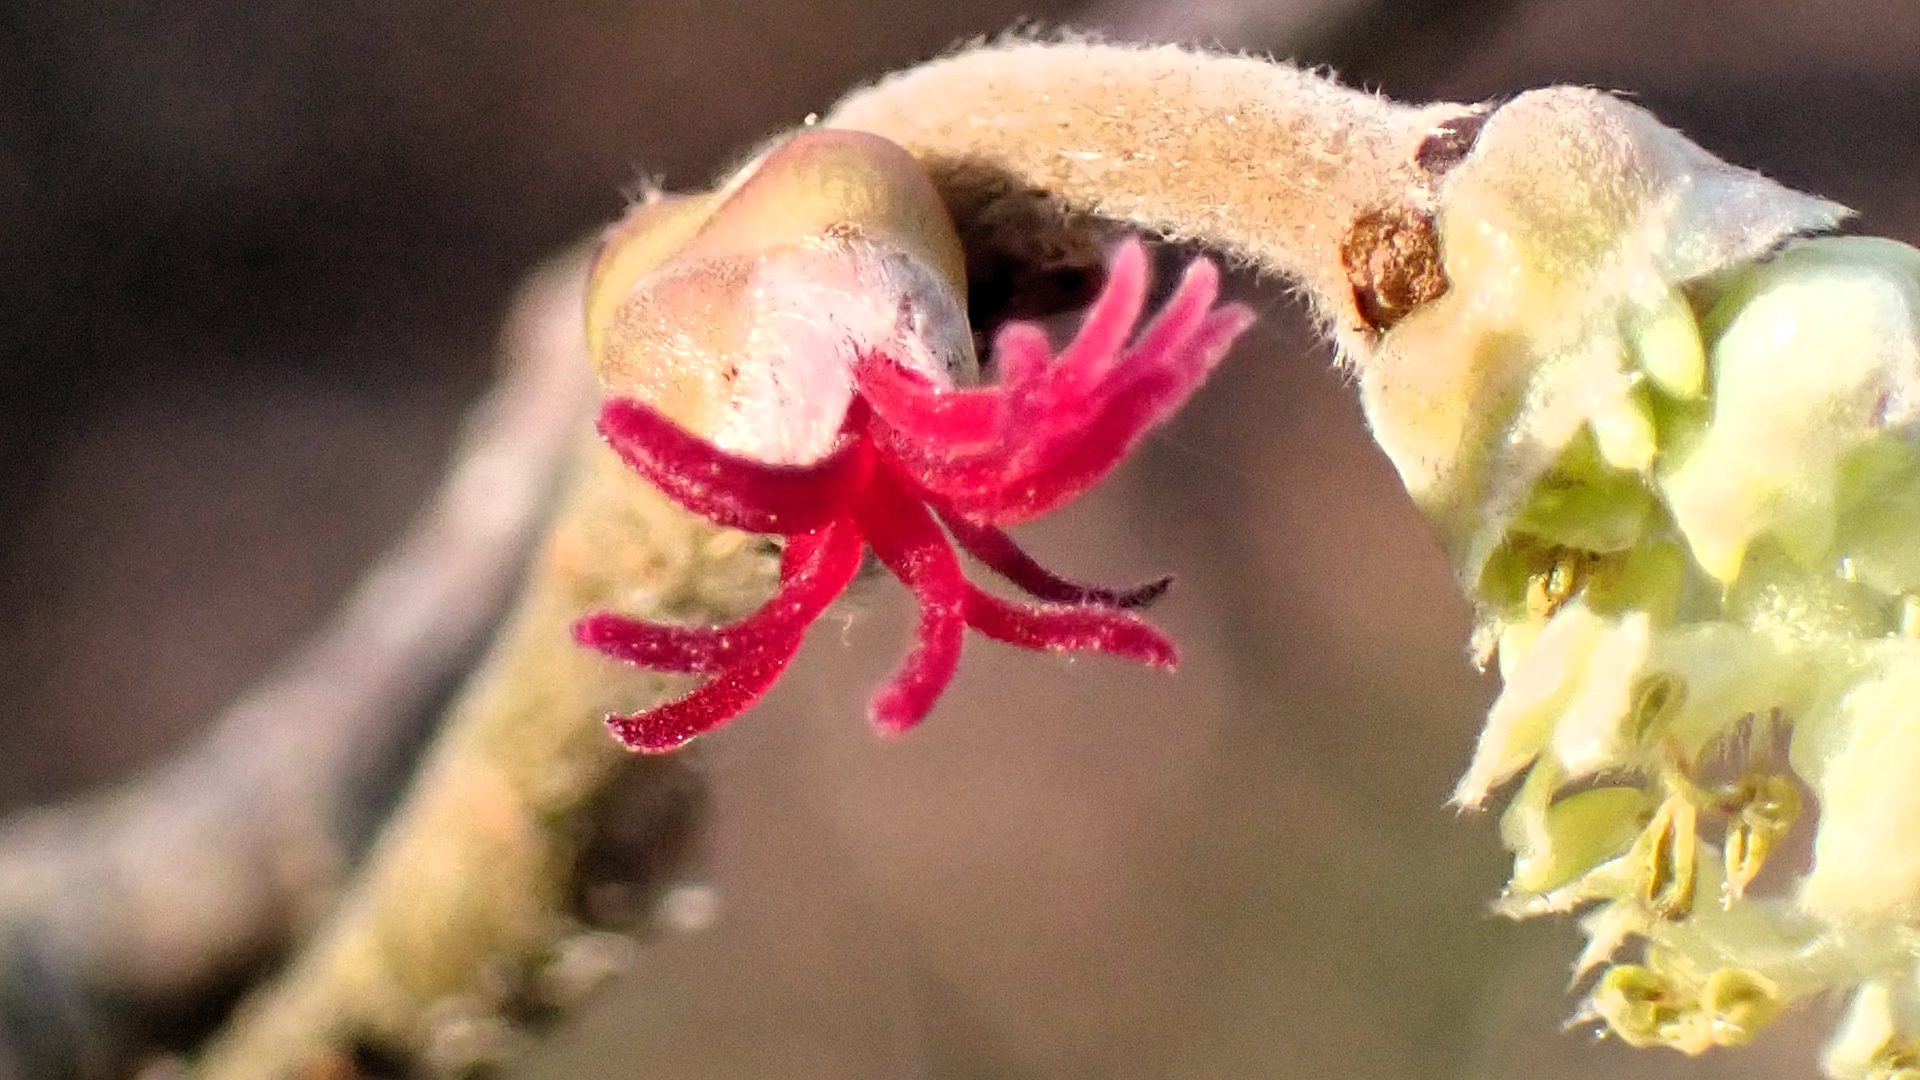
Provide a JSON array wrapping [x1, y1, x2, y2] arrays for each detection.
[[825, 38, 1478, 360]]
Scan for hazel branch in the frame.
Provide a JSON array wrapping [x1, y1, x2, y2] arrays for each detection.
[[187, 259, 779, 1079], [824, 38, 1475, 356]]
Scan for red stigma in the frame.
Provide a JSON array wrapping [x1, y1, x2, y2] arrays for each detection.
[[577, 238, 1254, 751]]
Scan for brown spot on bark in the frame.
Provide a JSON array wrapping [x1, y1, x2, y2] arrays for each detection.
[[1341, 205, 1449, 332], [1415, 111, 1489, 176], [821, 219, 868, 243]]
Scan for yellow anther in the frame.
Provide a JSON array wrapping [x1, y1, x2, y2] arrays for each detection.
[[1628, 672, 1686, 739], [1719, 773, 1801, 902], [1590, 964, 1685, 1049], [1641, 792, 1699, 921], [1525, 548, 1600, 621], [1702, 968, 1782, 1047]]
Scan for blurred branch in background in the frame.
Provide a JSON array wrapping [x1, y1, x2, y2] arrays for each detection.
[[1082, 0, 1518, 93], [0, 258, 597, 1077]]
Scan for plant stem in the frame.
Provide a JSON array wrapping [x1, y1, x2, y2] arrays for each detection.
[[826, 40, 1471, 353], [189, 263, 778, 1079]]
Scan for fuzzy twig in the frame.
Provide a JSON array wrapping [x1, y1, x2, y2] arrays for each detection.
[[825, 40, 1473, 357], [185, 257, 777, 1078]]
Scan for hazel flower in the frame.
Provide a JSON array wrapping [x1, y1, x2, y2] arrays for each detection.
[[574, 128, 1252, 752], [1355, 86, 1920, 1076]]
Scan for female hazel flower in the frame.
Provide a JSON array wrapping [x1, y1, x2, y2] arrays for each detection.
[[574, 128, 1253, 751]]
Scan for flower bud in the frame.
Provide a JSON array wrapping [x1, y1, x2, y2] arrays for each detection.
[[588, 128, 976, 463]]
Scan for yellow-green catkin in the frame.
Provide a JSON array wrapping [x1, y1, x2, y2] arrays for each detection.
[[1361, 87, 1920, 1076]]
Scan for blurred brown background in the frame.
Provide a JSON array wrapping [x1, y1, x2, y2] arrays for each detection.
[[2, 0, 1917, 1076]]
